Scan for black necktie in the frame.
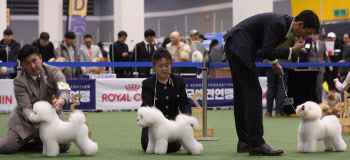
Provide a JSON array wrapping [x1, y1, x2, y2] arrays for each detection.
[[36, 77, 40, 87], [147, 44, 151, 54], [314, 42, 317, 53]]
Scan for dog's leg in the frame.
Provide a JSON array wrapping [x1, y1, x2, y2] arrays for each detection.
[[332, 136, 347, 152], [323, 139, 334, 151], [44, 140, 59, 157], [146, 135, 155, 154], [303, 140, 317, 152], [297, 136, 305, 152], [181, 136, 202, 155], [154, 138, 168, 155]]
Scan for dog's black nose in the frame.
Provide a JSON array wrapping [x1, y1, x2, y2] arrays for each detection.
[[302, 105, 305, 110], [137, 119, 139, 122]]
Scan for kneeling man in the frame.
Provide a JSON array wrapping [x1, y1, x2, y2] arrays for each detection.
[[0, 44, 71, 153]]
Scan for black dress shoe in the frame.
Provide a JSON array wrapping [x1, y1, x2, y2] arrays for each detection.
[[237, 142, 249, 153], [249, 143, 283, 156]]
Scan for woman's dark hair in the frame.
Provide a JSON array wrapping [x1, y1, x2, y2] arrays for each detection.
[[295, 10, 320, 31], [18, 44, 40, 62], [209, 39, 219, 53], [161, 37, 170, 48], [152, 48, 173, 66]]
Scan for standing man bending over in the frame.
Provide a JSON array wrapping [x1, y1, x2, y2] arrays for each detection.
[[223, 10, 319, 156]]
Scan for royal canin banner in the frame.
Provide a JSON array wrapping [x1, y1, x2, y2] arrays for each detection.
[[0, 78, 267, 112], [95, 79, 145, 111], [0, 80, 16, 111]]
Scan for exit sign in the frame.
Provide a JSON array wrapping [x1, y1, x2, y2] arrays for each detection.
[[334, 9, 348, 16]]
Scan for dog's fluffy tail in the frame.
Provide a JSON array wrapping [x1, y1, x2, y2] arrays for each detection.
[[69, 110, 86, 124], [176, 114, 200, 130]]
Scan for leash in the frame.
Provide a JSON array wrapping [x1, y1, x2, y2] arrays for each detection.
[[281, 74, 297, 111]]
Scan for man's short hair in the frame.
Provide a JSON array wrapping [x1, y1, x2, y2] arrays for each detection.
[[118, 31, 128, 38], [144, 29, 156, 38], [3, 29, 13, 35], [39, 32, 50, 40], [295, 10, 320, 31], [18, 44, 40, 62], [84, 34, 92, 39], [65, 31, 76, 39]]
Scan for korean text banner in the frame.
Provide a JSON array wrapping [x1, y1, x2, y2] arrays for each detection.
[[68, 0, 88, 36], [65, 79, 96, 111]]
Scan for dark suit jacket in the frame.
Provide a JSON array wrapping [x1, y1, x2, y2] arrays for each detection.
[[8, 63, 70, 140], [131, 41, 155, 76], [339, 44, 350, 74], [309, 40, 330, 73], [223, 13, 294, 69], [141, 74, 191, 120]]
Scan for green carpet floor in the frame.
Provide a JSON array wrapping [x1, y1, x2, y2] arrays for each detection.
[[0, 110, 349, 160]]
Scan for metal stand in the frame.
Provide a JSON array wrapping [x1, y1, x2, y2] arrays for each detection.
[[131, 40, 138, 78], [196, 59, 219, 141]]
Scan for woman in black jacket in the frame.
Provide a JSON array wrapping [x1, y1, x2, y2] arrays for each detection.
[[140, 48, 192, 153]]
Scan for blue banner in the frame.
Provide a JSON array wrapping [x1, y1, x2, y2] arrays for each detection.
[[184, 78, 234, 108], [203, 33, 226, 49], [65, 79, 96, 111], [67, 0, 88, 36]]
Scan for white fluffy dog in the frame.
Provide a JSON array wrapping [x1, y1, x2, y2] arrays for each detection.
[[296, 101, 347, 152], [137, 107, 203, 155], [28, 101, 98, 157], [191, 50, 203, 62]]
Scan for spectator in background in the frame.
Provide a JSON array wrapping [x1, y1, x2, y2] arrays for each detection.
[[98, 41, 109, 60], [188, 30, 208, 61], [209, 39, 225, 62], [79, 34, 102, 74], [0, 29, 20, 79], [131, 29, 156, 78], [161, 37, 170, 48], [166, 31, 191, 74], [54, 31, 81, 78], [198, 34, 207, 43], [324, 32, 343, 90], [309, 30, 332, 103], [263, 34, 299, 117], [297, 36, 312, 69], [31, 32, 55, 62], [109, 31, 130, 78], [339, 33, 350, 77]]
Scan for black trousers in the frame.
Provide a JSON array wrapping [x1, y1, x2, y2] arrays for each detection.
[[224, 39, 265, 148], [141, 127, 181, 153]]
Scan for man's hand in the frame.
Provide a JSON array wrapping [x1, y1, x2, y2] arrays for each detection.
[[122, 52, 128, 57], [272, 62, 284, 78], [329, 66, 333, 71], [291, 38, 305, 52], [334, 78, 339, 83], [52, 95, 65, 111]]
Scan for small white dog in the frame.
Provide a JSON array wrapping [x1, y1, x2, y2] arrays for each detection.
[[296, 101, 347, 152], [191, 50, 203, 62], [28, 101, 98, 157], [137, 107, 203, 155]]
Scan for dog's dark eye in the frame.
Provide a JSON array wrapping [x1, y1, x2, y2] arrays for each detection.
[[34, 112, 37, 114]]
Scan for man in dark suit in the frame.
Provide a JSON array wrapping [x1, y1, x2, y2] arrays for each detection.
[[309, 30, 332, 103], [223, 10, 320, 156], [132, 29, 156, 78], [109, 31, 130, 78]]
